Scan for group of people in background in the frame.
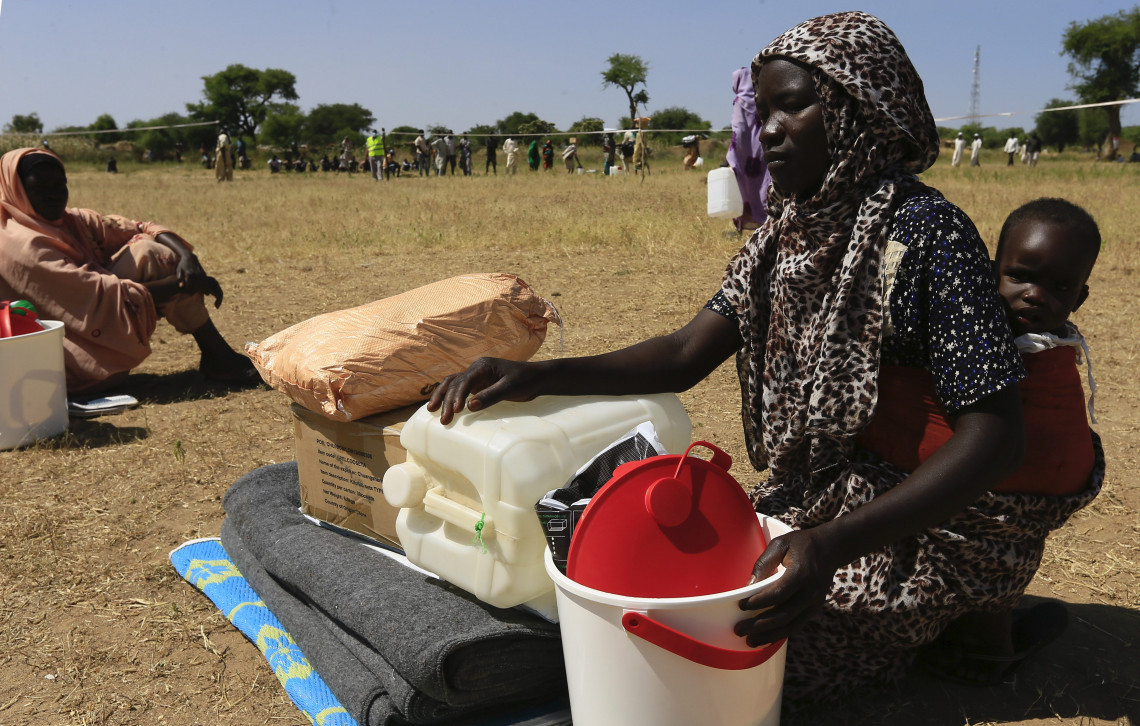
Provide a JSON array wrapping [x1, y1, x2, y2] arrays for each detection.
[[952, 130, 1045, 167], [106, 126, 689, 180]]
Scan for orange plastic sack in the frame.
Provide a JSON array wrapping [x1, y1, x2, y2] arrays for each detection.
[[247, 273, 559, 421]]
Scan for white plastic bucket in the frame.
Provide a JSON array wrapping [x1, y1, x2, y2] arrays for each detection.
[[708, 166, 744, 219], [547, 514, 791, 726], [0, 320, 68, 450]]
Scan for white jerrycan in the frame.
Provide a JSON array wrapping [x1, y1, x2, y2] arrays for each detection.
[[383, 393, 691, 619], [707, 166, 744, 219]]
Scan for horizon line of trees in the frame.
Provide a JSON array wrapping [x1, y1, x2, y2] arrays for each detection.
[[7, 7, 1140, 160], [0, 54, 713, 162]]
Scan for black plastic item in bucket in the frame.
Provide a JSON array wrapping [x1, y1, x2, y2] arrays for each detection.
[[536, 428, 666, 573]]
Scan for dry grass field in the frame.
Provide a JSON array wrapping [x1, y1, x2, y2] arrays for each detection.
[[1, 148, 1137, 725]]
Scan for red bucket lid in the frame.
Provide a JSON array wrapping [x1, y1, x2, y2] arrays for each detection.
[[566, 441, 765, 597]]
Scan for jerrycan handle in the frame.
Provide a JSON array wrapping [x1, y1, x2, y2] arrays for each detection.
[[621, 611, 784, 671], [673, 441, 732, 478]]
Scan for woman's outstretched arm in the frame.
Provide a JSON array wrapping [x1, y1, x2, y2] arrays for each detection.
[[427, 308, 742, 424]]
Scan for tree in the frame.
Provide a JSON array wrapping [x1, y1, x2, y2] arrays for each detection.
[[958, 122, 985, 141], [517, 118, 558, 137], [648, 107, 710, 146], [1062, 8, 1140, 157], [4, 112, 43, 134], [130, 112, 197, 161], [187, 64, 299, 140], [90, 113, 120, 143], [465, 123, 498, 138], [1035, 99, 1080, 153], [495, 112, 556, 138], [601, 54, 649, 126], [303, 103, 374, 148], [567, 117, 604, 145], [983, 126, 1025, 149], [497, 112, 542, 136], [259, 103, 307, 151], [1078, 107, 1110, 151]]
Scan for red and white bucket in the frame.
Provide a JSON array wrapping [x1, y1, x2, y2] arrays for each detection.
[[548, 442, 790, 726]]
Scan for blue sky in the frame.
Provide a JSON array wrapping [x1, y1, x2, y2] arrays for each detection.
[[2, 1, 1137, 135]]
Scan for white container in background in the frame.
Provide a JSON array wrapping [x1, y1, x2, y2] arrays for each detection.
[[707, 166, 744, 219], [548, 514, 792, 726], [383, 394, 691, 620], [0, 320, 68, 451]]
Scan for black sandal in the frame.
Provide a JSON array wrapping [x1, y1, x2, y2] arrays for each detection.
[[916, 602, 1069, 686]]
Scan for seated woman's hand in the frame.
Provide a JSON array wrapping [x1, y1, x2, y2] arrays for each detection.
[[175, 252, 208, 289], [426, 357, 543, 425], [176, 268, 224, 307], [735, 529, 839, 647]]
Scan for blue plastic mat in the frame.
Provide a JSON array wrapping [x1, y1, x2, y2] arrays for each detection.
[[170, 537, 358, 726]]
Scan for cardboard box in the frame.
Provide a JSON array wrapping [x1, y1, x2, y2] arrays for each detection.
[[291, 402, 420, 550]]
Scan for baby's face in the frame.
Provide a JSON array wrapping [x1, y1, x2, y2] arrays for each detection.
[[996, 220, 1092, 336]]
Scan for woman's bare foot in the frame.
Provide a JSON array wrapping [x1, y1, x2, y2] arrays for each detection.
[[192, 321, 261, 388]]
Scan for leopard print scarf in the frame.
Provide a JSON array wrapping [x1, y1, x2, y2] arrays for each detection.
[[721, 12, 940, 487]]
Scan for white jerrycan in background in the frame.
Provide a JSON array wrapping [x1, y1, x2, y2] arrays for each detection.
[[707, 166, 744, 219]]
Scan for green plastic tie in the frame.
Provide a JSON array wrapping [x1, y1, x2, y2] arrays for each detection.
[[472, 512, 487, 554]]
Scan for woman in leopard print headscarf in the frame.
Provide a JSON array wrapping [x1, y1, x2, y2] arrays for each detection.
[[718, 11, 1101, 700], [429, 10, 1102, 704]]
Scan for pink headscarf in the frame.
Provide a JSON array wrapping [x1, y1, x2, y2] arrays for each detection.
[[726, 68, 770, 232], [0, 147, 163, 391], [1, 149, 63, 226], [0, 148, 102, 268]]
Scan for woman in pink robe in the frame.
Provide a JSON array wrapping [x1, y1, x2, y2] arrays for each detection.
[[0, 148, 257, 393], [727, 67, 771, 233]]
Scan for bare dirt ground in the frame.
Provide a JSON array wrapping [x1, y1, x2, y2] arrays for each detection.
[[0, 157, 1136, 725]]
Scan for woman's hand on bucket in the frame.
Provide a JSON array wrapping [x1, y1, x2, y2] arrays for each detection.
[[427, 357, 544, 424], [735, 530, 838, 647]]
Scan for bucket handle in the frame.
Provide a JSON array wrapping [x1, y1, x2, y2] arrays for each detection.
[[674, 440, 731, 477], [621, 611, 784, 671]]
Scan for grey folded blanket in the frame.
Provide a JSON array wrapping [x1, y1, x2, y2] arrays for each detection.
[[223, 518, 455, 724], [221, 462, 566, 725]]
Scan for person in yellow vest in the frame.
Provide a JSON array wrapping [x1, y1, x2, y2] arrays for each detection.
[[365, 129, 386, 181]]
